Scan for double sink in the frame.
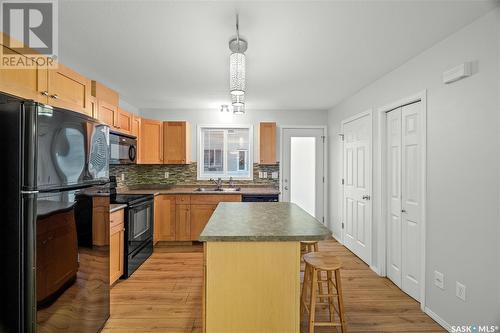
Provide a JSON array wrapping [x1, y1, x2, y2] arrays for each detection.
[[195, 187, 241, 192]]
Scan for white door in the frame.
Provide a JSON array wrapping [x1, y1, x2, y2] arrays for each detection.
[[387, 108, 402, 287], [281, 128, 325, 222], [342, 112, 372, 265], [386, 102, 422, 301]]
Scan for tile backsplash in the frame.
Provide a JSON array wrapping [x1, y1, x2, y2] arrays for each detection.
[[110, 162, 279, 189]]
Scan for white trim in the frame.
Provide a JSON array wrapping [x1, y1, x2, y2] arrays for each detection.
[[369, 265, 381, 276], [376, 90, 427, 310], [331, 232, 342, 244], [424, 307, 452, 332], [196, 124, 254, 180], [340, 109, 373, 266], [279, 125, 328, 227]]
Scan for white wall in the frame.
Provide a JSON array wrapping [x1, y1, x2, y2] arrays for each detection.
[[328, 7, 500, 327], [140, 108, 328, 163]]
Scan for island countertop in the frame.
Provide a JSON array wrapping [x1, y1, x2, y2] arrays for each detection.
[[199, 202, 332, 242]]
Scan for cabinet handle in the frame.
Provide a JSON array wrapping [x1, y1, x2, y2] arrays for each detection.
[[41, 91, 49, 96], [50, 94, 59, 99]]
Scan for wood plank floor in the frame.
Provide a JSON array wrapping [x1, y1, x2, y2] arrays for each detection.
[[102, 240, 445, 333]]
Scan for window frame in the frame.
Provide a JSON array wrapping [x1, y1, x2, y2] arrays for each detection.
[[197, 124, 254, 180]]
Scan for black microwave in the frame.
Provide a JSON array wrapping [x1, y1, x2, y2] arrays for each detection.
[[110, 132, 137, 164]]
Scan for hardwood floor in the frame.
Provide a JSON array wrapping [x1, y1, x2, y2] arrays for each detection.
[[102, 240, 445, 333]]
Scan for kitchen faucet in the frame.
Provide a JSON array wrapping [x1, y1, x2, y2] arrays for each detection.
[[210, 178, 223, 190]]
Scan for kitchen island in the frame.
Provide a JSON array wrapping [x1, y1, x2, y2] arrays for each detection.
[[199, 202, 332, 333]]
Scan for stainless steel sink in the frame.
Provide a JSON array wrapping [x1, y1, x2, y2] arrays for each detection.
[[195, 187, 241, 192], [220, 187, 241, 192]]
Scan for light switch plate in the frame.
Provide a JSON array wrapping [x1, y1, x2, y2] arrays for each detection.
[[271, 172, 279, 179], [164, 172, 169, 179], [263, 172, 268, 178], [434, 270, 444, 290], [258, 172, 263, 178], [456, 281, 466, 301], [121, 173, 125, 181]]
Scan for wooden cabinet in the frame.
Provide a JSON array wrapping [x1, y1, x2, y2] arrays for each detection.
[[163, 121, 191, 164], [110, 209, 125, 286], [47, 64, 92, 116], [36, 209, 78, 304], [154, 195, 176, 243], [190, 204, 217, 241], [117, 108, 133, 134], [259, 122, 277, 164], [131, 115, 142, 162], [140, 118, 163, 164], [96, 100, 118, 128], [92, 196, 109, 246], [175, 204, 191, 241], [0, 44, 47, 102]]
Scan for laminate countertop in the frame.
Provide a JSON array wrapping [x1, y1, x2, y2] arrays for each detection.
[[118, 186, 280, 196], [199, 202, 332, 242], [110, 203, 127, 213]]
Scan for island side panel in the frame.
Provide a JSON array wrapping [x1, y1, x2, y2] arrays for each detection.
[[204, 241, 301, 333]]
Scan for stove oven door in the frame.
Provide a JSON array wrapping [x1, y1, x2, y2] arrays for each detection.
[[127, 199, 153, 254]]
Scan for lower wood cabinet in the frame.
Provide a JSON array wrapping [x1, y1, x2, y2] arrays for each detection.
[[109, 209, 125, 286], [154, 195, 176, 243], [190, 204, 217, 240], [176, 204, 191, 241], [153, 194, 241, 242]]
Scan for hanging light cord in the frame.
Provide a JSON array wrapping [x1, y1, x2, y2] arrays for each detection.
[[236, 14, 240, 52]]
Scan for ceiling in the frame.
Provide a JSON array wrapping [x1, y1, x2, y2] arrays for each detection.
[[59, 0, 498, 111]]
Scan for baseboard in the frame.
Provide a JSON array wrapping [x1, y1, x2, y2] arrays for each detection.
[[331, 232, 342, 244], [424, 306, 452, 332], [369, 265, 383, 276]]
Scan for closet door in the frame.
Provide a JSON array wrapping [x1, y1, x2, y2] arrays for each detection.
[[401, 102, 422, 301], [386, 108, 402, 287]]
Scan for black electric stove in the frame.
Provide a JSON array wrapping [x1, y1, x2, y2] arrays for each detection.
[[109, 178, 154, 279]]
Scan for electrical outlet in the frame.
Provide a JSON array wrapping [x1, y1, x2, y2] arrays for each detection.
[[271, 171, 279, 179], [456, 281, 466, 301], [121, 173, 125, 181], [258, 171, 263, 178], [434, 270, 444, 290], [263, 172, 268, 178], [164, 172, 169, 179]]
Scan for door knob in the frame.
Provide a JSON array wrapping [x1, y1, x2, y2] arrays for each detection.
[[50, 94, 59, 99], [401, 209, 407, 213], [284, 186, 288, 190], [362, 195, 370, 200], [41, 91, 49, 96]]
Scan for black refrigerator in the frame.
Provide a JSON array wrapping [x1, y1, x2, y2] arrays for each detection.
[[0, 94, 111, 333]]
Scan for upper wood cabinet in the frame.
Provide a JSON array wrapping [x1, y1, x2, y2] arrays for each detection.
[[140, 118, 163, 164], [91, 80, 118, 106], [0, 44, 47, 103], [97, 100, 118, 128], [117, 108, 133, 134], [131, 115, 142, 162], [163, 121, 191, 164], [259, 122, 277, 165], [154, 195, 177, 242], [47, 64, 92, 116]]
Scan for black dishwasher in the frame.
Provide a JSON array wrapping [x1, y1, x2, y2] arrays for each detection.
[[241, 194, 279, 202]]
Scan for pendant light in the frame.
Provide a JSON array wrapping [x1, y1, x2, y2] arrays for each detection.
[[229, 14, 247, 96], [231, 93, 244, 107], [233, 104, 245, 115]]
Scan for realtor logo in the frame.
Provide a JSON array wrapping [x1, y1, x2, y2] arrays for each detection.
[[0, 0, 58, 68]]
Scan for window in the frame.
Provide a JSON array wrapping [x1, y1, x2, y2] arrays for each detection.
[[198, 125, 253, 180]]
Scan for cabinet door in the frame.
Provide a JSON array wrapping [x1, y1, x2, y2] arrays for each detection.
[[154, 195, 176, 242], [131, 115, 142, 162], [140, 118, 163, 164], [175, 204, 191, 241], [0, 44, 48, 102], [110, 226, 124, 285], [163, 121, 190, 164], [190, 204, 217, 241], [259, 122, 277, 164], [97, 100, 118, 128], [48, 63, 91, 116], [117, 108, 132, 134]]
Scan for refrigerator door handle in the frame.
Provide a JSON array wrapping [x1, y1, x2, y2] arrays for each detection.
[[21, 190, 39, 194]]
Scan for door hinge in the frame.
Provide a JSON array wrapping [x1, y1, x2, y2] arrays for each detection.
[[323, 176, 325, 183], [339, 134, 344, 141], [341, 222, 344, 229], [322, 216, 325, 223], [341, 178, 344, 185], [322, 135, 326, 143]]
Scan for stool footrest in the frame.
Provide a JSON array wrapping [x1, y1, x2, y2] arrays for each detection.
[[314, 322, 342, 327]]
